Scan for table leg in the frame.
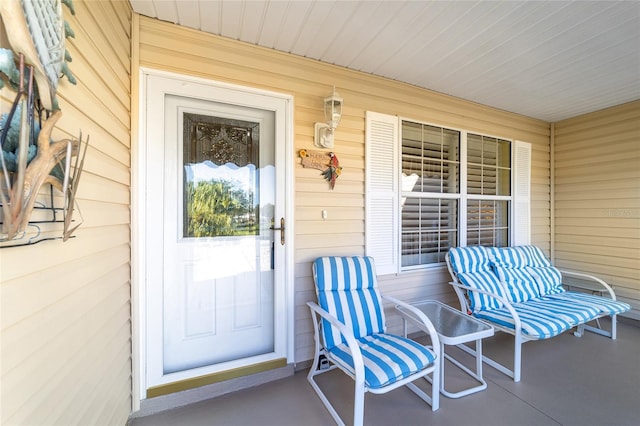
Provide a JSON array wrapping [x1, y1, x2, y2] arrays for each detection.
[[476, 339, 483, 380], [440, 339, 488, 398], [439, 342, 445, 394]]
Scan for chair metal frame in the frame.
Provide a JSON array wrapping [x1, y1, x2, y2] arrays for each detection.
[[307, 292, 440, 426], [445, 251, 622, 383]]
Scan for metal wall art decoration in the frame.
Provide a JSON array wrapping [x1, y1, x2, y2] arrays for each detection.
[[0, 0, 87, 247], [299, 149, 342, 190]]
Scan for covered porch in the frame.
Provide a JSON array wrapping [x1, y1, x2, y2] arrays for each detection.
[[2, 2, 639, 425], [129, 316, 640, 426]]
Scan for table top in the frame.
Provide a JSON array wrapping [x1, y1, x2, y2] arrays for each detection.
[[409, 300, 494, 345]]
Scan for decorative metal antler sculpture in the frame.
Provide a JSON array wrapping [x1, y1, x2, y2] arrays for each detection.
[[0, 52, 87, 242], [0, 0, 86, 244]]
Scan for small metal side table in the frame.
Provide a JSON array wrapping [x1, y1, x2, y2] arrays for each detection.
[[400, 300, 494, 398]]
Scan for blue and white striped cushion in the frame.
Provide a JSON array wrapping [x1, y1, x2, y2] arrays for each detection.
[[490, 247, 541, 303], [546, 292, 631, 316], [313, 256, 386, 350], [328, 334, 437, 389], [474, 302, 576, 339], [518, 245, 552, 267], [448, 246, 492, 274], [489, 246, 528, 268], [457, 270, 506, 312], [528, 266, 565, 295], [493, 266, 541, 303], [526, 297, 600, 324]]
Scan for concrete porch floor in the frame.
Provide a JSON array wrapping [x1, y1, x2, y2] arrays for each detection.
[[129, 317, 640, 426]]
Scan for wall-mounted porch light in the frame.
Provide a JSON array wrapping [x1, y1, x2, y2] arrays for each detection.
[[314, 86, 343, 148]]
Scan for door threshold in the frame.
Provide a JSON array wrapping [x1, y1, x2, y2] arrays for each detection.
[[147, 358, 288, 398], [134, 360, 293, 418]]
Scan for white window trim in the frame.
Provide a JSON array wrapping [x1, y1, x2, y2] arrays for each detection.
[[460, 130, 468, 247]]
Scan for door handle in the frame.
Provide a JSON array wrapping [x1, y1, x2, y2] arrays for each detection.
[[269, 217, 285, 246]]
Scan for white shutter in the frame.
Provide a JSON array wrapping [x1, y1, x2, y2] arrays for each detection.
[[365, 112, 398, 275], [513, 140, 531, 245]]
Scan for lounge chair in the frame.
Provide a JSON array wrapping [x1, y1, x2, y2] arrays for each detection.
[[446, 245, 631, 382]]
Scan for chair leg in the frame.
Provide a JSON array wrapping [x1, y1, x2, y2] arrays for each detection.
[[307, 309, 346, 425], [307, 360, 345, 426], [431, 361, 440, 411], [513, 333, 522, 383], [611, 314, 617, 339], [353, 379, 365, 426]]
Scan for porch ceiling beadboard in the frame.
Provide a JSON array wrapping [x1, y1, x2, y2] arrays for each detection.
[[135, 14, 551, 363], [0, 1, 133, 425], [129, 0, 640, 123]]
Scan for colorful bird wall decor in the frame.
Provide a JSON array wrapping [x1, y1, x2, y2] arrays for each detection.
[[298, 149, 342, 190]]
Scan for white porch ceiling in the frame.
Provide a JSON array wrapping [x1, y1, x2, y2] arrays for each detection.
[[129, 0, 640, 122]]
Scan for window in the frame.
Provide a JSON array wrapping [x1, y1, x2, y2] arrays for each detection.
[[366, 112, 531, 274], [465, 133, 511, 248], [400, 122, 460, 267]]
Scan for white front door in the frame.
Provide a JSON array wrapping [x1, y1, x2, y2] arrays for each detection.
[[142, 72, 292, 393]]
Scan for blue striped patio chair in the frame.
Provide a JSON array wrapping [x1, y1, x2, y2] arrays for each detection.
[[307, 256, 440, 426]]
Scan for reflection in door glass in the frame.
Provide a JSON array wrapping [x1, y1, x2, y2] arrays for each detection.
[[183, 113, 260, 237]]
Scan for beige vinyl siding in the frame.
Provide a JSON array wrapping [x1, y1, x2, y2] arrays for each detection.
[[135, 15, 551, 364], [553, 100, 640, 319], [0, 1, 132, 425]]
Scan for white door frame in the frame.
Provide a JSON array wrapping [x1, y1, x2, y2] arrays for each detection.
[[132, 68, 295, 407]]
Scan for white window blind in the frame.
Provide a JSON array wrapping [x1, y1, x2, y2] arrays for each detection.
[[365, 111, 398, 275], [466, 133, 511, 247], [400, 122, 460, 267]]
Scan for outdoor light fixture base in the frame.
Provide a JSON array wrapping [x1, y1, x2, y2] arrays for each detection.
[[314, 122, 334, 148]]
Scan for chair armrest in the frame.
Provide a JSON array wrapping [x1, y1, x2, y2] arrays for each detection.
[[559, 270, 617, 300], [307, 302, 365, 384], [382, 295, 441, 350], [448, 282, 523, 334], [448, 281, 513, 307]]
